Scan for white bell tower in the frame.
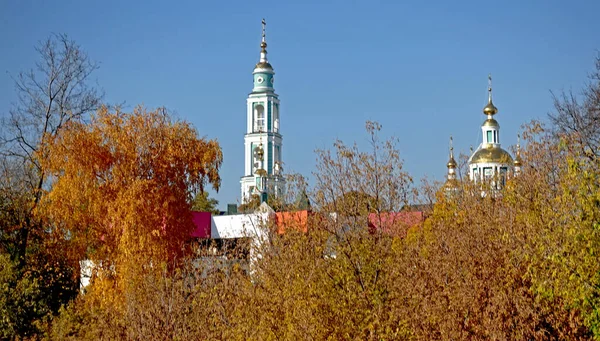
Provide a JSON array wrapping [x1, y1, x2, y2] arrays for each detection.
[[240, 19, 285, 203]]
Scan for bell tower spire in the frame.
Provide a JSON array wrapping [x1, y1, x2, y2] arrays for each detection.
[[483, 74, 498, 117], [514, 134, 523, 174], [252, 19, 274, 93], [445, 136, 459, 195], [241, 19, 284, 204], [447, 136, 457, 180], [260, 18, 268, 64]]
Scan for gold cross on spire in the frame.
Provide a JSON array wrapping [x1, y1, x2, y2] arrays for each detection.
[[262, 18, 266, 39]]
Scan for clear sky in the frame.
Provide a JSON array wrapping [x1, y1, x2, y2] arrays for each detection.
[[1, 0, 599, 209]]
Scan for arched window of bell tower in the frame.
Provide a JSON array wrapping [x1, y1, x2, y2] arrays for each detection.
[[254, 104, 265, 132]]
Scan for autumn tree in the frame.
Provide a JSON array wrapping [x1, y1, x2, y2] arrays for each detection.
[[491, 55, 600, 338], [41, 105, 222, 275], [0, 33, 101, 338], [519, 128, 595, 338], [0, 33, 102, 266], [550, 53, 600, 163], [42, 106, 222, 338], [231, 121, 417, 339]]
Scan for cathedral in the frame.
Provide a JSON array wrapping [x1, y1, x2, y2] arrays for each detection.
[[240, 20, 285, 203], [446, 75, 523, 191]]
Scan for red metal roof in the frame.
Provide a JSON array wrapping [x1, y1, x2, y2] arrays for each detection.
[[274, 210, 310, 234], [368, 211, 424, 237]]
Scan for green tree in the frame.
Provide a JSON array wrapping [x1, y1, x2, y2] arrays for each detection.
[[191, 190, 220, 214], [0, 252, 43, 339]]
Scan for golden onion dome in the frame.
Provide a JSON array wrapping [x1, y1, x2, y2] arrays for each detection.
[[514, 149, 522, 167], [514, 134, 523, 167], [514, 155, 522, 167], [447, 157, 457, 168], [469, 145, 513, 165], [483, 101, 498, 116]]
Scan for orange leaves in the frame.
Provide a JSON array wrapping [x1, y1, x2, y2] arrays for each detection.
[[40, 105, 222, 264]]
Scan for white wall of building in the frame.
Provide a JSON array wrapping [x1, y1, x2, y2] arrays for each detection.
[[211, 212, 269, 240]]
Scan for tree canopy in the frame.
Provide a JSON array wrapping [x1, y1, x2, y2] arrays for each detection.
[[191, 191, 220, 215], [40, 105, 223, 264]]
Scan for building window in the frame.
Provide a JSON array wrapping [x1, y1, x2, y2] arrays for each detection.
[[494, 130, 498, 144], [499, 167, 507, 188], [483, 167, 493, 180], [254, 105, 264, 132], [473, 168, 479, 182], [487, 131, 493, 144], [273, 104, 279, 133], [250, 143, 255, 175]]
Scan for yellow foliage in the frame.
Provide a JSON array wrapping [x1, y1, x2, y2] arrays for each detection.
[[39, 105, 222, 288]]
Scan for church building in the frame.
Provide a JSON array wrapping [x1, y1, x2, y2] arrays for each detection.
[[240, 20, 285, 203], [468, 75, 514, 188], [446, 75, 522, 191]]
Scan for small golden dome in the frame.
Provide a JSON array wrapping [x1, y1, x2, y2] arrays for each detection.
[[469, 145, 513, 165], [255, 61, 273, 70], [514, 134, 523, 167], [514, 148, 522, 167], [482, 118, 499, 127], [483, 102, 498, 116], [513, 155, 522, 167], [447, 157, 457, 168], [255, 168, 267, 176]]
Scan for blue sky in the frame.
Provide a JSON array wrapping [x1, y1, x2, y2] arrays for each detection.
[[1, 0, 599, 209]]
